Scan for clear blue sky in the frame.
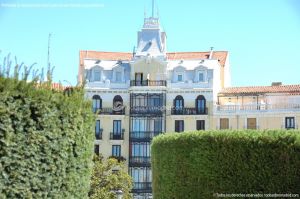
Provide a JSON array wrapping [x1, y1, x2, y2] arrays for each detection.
[[0, 0, 299, 86]]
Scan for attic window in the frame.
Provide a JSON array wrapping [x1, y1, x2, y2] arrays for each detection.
[[95, 60, 101, 64], [205, 55, 209, 59], [148, 41, 152, 46]]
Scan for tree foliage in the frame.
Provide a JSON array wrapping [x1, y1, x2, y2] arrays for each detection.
[[152, 130, 300, 199], [89, 155, 133, 199], [0, 54, 95, 198]]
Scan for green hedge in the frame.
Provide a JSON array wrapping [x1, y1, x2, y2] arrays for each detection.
[[0, 78, 95, 198], [151, 130, 300, 199]]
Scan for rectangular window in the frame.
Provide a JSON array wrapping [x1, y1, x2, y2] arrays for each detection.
[[94, 145, 99, 155], [177, 74, 183, 82], [95, 120, 101, 139], [247, 118, 257, 129], [113, 120, 121, 134], [196, 120, 205, 130], [175, 120, 184, 132], [112, 145, 121, 157], [116, 71, 122, 82], [131, 142, 151, 157], [285, 117, 295, 129], [94, 70, 101, 81], [220, 118, 229, 129], [199, 72, 204, 82]]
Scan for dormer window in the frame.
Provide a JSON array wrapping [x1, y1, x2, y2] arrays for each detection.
[[198, 72, 204, 82], [116, 71, 122, 82], [94, 70, 101, 81], [177, 74, 183, 82]]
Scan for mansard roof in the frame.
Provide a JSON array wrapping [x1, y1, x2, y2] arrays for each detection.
[[219, 84, 300, 95], [79, 50, 228, 66]]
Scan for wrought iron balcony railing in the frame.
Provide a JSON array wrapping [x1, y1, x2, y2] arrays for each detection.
[[94, 107, 125, 115], [130, 80, 167, 87], [216, 104, 300, 112], [109, 156, 126, 162], [110, 132, 125, 140], [95, 129, 103, 140], [130, 106, 164, 115], [132, 182, 152, 193], [129, 156, 151, 167], [130, 131, 161, 141], [171, 107, 208, 115]]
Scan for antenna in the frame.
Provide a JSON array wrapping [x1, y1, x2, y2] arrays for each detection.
[[152, 0, 154, 17], [47, 33, 51, 72]]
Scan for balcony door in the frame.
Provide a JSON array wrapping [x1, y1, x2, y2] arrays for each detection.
[[196, 95, 206, 114], [174, 95, 184, 114], [135, 73, 143, 86], [113, 120, 122, 139], [247, 118, 257, 129]]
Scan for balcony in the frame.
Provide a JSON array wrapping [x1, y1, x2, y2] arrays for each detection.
[[171, 107, 208, 115], [216, 104, 300, 113], [129, 156, 151, 167], [130, 80, 167, 87], [110, 132, 125, 140], [130, 106, 164, 115], [130, 131, 161, 141], [95, 107, 125, 115], [132, 182, 152, 193], [109, 156, 126, 162], [95, 129, 103, 140]]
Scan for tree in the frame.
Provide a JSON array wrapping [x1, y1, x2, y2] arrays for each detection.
[[89, 155, 133, 199]]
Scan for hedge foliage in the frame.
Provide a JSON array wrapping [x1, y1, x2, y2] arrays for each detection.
[[0, 77, 95, 198], [151, 130, 300, 199]]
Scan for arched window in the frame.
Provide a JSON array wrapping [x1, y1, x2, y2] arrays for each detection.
[[173, 95, 184, 114], [113, 95, 124, 114], [92, 95, 102, 113], [196, 95, 206, 114]]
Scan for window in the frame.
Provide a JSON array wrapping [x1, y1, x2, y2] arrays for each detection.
[[92, 95, 102, 113], [196, 95, 206, 114], [130, 167, 152, 190], [94, 70, 101, 81], [112, 145, 121, 157], [174, 95, 184, 114], [177, 74, 183, 82], [196, 120, 205, 130], [113, 120, 121, 134], [94, 145, 99, 155], [116, 71, 122, 82], [198, 72, 204, 82], [131, 142, 151, 157], [285, 117, 295, 129], [175, 120, 184, 132], [220, 118, 229, 129], [95, 120, 101, 140]]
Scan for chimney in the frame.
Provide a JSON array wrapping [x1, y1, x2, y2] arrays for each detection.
[[271, 82, 282, 86], [209, 47, 214, 59]]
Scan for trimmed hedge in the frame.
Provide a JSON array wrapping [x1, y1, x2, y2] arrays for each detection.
[[0, 78, 95, 198], [152, 130, 300, 199]]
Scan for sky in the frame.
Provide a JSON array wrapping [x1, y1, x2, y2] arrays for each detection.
[[0, 0, 299, 86]]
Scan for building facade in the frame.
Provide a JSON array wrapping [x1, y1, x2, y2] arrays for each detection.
[[78, 11, 300, 199]]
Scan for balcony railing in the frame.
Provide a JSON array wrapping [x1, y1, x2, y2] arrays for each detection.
[[132, 182, 152, 193], [130, 131, 161, 141], [95, 129, 103, 140], [130, 106, 164, 115], [216, 104, 300, 112], [129, 156, 151, 167], [94, 107, 125, 115], [109, 156, 126, 162], [130, 80, 167, 87], [110, 132, 124, 140], [171, 107, 208, 115]]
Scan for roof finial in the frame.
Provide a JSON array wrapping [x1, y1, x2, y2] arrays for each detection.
[[152, 0, 154, 18]]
